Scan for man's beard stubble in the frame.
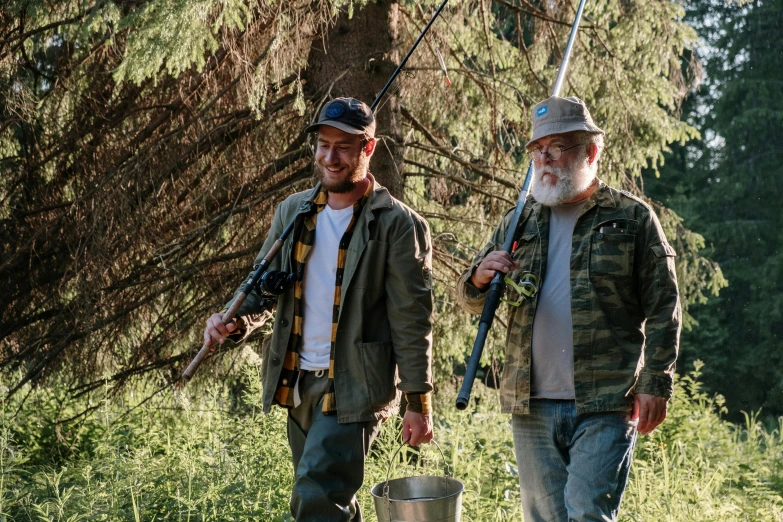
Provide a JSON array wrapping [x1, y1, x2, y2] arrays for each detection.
[[316, 152, 371, 194], [531, 148, 596, 206]]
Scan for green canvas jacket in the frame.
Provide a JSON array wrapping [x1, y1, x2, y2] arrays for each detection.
[[457, 180, 681, 414], [228, 179, 434, 423]]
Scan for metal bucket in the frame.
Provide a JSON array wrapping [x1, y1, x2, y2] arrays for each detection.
[[371, 440, 464, 522]]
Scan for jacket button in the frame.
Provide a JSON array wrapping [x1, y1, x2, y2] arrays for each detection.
[[280, 318, 289, 327], [272, 357, 281, 366]]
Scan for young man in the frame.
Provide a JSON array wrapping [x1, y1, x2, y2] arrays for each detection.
[[457, 96, 681, 521], [204, 97, 434, 521]]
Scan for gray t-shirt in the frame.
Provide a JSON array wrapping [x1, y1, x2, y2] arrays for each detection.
[[530, 200, 585, 399]]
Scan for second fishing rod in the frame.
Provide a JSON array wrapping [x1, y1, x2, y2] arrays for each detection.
[[455, 0, 590, 409], [182, 0, 450, 380]]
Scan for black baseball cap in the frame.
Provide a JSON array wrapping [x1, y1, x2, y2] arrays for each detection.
[[305, 97, 376, 138]]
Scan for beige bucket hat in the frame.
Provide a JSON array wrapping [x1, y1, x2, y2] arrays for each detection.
[[526, 96, 604, 147]]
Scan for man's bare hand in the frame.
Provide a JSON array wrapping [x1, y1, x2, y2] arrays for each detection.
[[632, 393, 668, 435], [471, 251, 520, 290], [402, 410, 434, 446], [203, 313, 237, 351]]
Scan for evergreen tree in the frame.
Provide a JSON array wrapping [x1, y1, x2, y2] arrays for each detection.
[[646, 0, 783, 419], [0, 0, 721, 406]]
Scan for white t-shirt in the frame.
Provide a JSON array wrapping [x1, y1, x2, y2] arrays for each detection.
[[299, 204, 354, 370]]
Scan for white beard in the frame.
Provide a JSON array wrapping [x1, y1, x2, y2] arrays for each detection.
[[531, 149, 596, 206]]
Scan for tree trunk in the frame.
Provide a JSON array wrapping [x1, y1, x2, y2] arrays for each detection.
[[304, 1, 405, 200]]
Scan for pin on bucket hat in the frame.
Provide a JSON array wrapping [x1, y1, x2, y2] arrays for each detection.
[[305, 97, 376, 138], [526, 96, 604, 147]]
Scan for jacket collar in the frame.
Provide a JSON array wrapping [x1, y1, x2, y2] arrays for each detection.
[[336, 173, 392, 315], [367, 175, 394, 212], [296, 184, 321, 214], [591, 179, 618, 208]]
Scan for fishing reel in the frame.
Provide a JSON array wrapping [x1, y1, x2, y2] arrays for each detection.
[[502, 272, 539, 307], [254, 269, 299, 297]]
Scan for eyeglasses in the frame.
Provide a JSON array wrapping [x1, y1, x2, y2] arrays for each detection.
[[527, 143, 582, 162]]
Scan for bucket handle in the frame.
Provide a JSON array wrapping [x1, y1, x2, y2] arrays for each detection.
[[382, 439, 450, 502]]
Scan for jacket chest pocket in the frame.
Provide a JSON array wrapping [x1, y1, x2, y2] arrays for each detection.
[[590, 219, 637, 279], [506, 233, 540, 308], [510, 232, 538, 264]]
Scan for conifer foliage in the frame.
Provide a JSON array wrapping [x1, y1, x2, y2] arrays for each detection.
[[0, 0, 721, 405], [646, 0, 783, 419]]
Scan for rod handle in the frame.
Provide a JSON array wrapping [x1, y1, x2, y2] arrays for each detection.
[[262, 238, 285, 264], [456, 276, 503, 409], [182, 293, 247, 380]]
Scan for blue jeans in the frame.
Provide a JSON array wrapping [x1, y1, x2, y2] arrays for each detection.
[[512, 400, 637, 522]]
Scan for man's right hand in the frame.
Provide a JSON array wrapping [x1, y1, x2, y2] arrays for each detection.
[[204, 313, 237, 351], [471, 251, 519, 290]]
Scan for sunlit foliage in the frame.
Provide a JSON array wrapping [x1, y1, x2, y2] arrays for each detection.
[[1, 0, 724, 405]]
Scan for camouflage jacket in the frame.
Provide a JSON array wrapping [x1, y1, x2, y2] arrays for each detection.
[[456, 180, 681, 414]]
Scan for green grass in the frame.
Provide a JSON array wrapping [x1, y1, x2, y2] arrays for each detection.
[[2, 361, 782, 521]]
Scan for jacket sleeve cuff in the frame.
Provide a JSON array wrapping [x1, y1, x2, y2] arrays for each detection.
[[404, 392, 432, 414], [456, 266, 488, 314], [635, 372, 674, 399]]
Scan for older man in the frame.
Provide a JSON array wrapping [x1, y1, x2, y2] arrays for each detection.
[[204, 97, 434, 521], [457, 96, 681, 521]]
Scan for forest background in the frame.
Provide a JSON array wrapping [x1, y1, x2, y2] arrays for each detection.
[[1, 0, 781, 520]]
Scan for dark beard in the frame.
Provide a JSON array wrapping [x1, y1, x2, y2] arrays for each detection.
[[318, 174, 355, 194], [316, 153, 370, 193]]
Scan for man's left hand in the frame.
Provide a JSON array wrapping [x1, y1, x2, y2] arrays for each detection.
[[402, 410, 433, 446], [632, 393, 668, 435]]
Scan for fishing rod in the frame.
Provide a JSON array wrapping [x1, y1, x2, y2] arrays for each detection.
[[181, 218, 298, 380], [455, 0, 589, 410], [182, 0, 450, 381], [372, 0, 449, 110]]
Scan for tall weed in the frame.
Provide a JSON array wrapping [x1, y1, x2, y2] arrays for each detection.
[[2, 362, 782, 521]]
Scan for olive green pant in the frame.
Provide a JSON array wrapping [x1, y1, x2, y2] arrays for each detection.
[[287, 370, 382, 522]]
